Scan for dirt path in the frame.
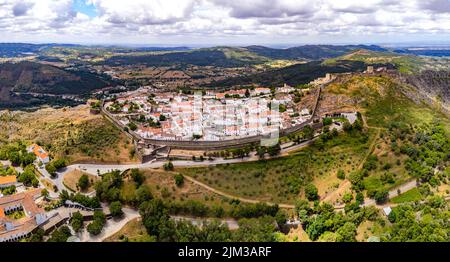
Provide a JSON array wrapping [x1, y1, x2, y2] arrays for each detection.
[[183, 175, 296, 209]]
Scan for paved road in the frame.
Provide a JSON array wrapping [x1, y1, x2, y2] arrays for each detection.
[[56, 136, 318, 183], [172, 215, 239, 230]]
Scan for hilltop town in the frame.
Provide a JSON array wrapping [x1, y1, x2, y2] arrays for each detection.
[[0, 42, 448, 244], [105, 85, 313, 142]]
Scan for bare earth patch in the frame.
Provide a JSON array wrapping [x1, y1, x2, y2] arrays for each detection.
[[104, 217, 153, 242], [141, 169, 232, 207]]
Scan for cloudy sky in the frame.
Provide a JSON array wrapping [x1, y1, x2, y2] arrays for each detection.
[[0, 0, 449, 46]]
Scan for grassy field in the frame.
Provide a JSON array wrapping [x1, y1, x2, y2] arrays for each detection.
[[0, 105, 138, 164], [391, 188, 423, 204], [104, 218, 154, 242], [121, 169, 236, 211], [177, 130, 375, 204], [63, 169, 99, 193], [355, 220, 387, 242]]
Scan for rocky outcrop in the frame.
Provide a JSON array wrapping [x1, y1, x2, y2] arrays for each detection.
[[397, 70, 450, 115]]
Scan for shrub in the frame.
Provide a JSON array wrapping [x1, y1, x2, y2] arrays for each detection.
[[323, 118, 333, 126], [71, 212, 84, 232], [174, 174, 184, 187], [87, 211, 106, 235], [305, 184, 318, 201], [77, 174, 90, 190], [130, 169, 145, 186], [374, 190, 389, 204], [342, 193, 353, 203], [164, 161, 174, 171], [109, 201, 123, 217], [337, 169, 345, 180]]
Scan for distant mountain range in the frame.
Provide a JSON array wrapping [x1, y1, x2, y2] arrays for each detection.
[[101, 45, 389, 67], [393, 48, 450, 57], [0, 43, 190, 58]]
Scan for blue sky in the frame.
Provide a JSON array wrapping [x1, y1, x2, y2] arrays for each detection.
[[72, 0, 97, 18], [1, 0, 449, 45]]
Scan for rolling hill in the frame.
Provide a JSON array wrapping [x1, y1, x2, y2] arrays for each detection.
[[205, 60, 368, 88], [0, 61, 113, 108], [245, 45, 387, 60], [100, 45, 388, 68]]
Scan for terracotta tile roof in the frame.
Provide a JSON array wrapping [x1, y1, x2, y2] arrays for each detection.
[[215, 93, 225, 99], [0, 176, 16, 186], [30, 144, 48, 160]]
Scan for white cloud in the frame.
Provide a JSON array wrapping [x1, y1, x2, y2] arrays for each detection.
[[0, 0, 448, 44], [91, 0, 197, 25]]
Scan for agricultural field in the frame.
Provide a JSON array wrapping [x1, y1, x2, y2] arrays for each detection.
[[177, 130, 376, 204], [120, 169, 235, 212]]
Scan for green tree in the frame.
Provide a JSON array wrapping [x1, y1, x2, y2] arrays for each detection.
[[87, 211, 106, 235], [343, 121, 352, 132], [323, 118, 333, 126], [342, 192, 353, 203], [45, 164, 57, 177], [302, 125, 314, 140], [77, 174, 90, 191], [139, 199, 175, 241], [30, 228, 45, 242], [71, 212, 84, 232], [336, 222, 357, 242], [356, 192, 364, 204], [130, 168, 145, 186], [136, 185, 153, 204], [128, 122, 138, 131], [337, 169, 345, 180], [163, 161, 174, 171], [275, 210, 287, 226], [374, 189, 389, 204], [305, 184, 318, 201], [41, 188, 49, 200], [174, 174, 184, 187], [233, 216, 277, 242], [110, 201, 123, 217], [47, 226, 72, 242], [52, 159, 67, 169]]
